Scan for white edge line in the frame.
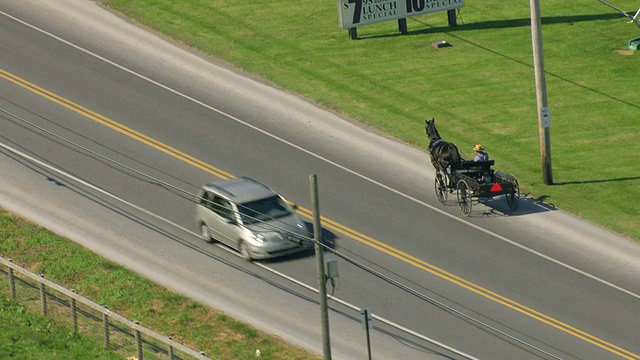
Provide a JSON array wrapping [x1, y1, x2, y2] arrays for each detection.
[[0, 140, 476, 360], [3, 10, 640, 303]]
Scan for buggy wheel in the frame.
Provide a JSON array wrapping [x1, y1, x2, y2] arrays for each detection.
[[506, 178, 520, 211], [435, 171, 448, 204], [456, 180, 472, 216]]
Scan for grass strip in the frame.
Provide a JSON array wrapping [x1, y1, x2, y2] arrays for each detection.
[[0, 292, 122, 360]]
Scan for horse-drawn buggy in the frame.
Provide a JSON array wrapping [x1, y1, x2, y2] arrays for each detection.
[[426, 119, 520, 216]]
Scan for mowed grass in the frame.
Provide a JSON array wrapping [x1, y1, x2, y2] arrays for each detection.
[[0, 294, 122, 360], [0, 210, 319, 360], [101, 0, 640, 241]]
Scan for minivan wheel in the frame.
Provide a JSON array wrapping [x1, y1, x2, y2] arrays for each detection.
[[200, 224, 214, 243], [238, 242, 252, 261]]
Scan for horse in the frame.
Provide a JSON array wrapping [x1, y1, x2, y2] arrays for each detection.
[[425, 118, 462, 172]]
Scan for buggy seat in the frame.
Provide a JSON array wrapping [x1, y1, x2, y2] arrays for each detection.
[[450, 160, 495, 182]]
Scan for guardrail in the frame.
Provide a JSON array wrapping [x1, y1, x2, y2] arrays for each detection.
[[0, 256, 211, 360]]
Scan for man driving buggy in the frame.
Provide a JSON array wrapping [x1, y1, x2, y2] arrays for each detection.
[[473, 144, 489, 162]]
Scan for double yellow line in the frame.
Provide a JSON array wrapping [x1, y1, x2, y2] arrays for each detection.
[[0, 69, 234, 180], [312, 210, 639, 359], [2, 68, 638, 359]]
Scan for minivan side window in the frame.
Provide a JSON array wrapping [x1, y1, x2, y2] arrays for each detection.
[[200, 191, 211, 208], [200, 191, 213, 209], [212, 195, 235, 221]]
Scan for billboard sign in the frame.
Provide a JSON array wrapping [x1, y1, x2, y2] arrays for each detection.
[[338, 0, 464, 29]]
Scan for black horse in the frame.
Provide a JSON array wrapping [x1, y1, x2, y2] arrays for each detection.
[[425, 118, 462, 172]]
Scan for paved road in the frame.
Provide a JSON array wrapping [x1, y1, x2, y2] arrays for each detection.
[[2, 1, 640, 359]]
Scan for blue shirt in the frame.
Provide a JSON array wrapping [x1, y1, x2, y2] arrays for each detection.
[[473, 151, 488, 162]]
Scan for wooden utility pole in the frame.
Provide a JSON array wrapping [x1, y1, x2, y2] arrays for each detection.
[[530, 0, 553, 185], [310, 175, 332, 360]]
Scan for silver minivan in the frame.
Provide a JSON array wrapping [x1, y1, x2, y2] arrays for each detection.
[[195, 177, 313, 260]]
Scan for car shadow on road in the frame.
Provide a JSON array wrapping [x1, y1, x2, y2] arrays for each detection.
[[262, 221, 338, 263]]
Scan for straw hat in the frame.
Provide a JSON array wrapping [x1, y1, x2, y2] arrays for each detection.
[[473, 144, 484, 151]]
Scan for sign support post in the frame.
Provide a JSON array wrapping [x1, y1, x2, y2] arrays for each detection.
[[338, 0, 464, 38]]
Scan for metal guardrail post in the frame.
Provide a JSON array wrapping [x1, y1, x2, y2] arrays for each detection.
[[168, 337, 174, 360], [39, 275, 47, 316], [134, 321, 143, 360], [8, 259, 16, 299], [103, 310, 110, 349], [71, 289, 78, 333]]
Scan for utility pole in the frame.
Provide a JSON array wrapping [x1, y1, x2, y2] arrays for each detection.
[[310, 175, 331, 360], [530, 0, 553, 185]]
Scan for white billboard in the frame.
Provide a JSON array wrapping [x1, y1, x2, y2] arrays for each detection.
[[338, 0, 464, 29]]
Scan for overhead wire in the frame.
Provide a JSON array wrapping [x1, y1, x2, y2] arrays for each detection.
[[0, 103, 564, 359]]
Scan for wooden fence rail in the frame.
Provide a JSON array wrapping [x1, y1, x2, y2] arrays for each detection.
[[0, 256, 211, 360]]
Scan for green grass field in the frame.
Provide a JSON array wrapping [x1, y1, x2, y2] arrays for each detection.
[[101, 0, 640, 241]]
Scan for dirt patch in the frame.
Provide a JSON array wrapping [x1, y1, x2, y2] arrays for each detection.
[[614, 49, 635, 55]]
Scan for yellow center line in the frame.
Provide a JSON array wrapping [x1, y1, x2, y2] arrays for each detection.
[[2, 68, 638, 360], [0, 69, 234, 180]]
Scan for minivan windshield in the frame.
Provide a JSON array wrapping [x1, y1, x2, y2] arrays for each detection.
[[238, 196, 292, 224]]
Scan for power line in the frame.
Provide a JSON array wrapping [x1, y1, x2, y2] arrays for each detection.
[[1, 105, 561, 359]]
